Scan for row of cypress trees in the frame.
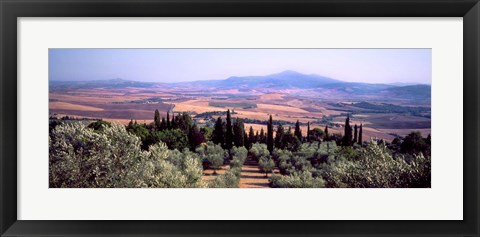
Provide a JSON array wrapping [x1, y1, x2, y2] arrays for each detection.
[[152, 108, 365, 151], [210, 111, 343, 152], [154, 109, 181, 131], [211, 109, 246, 149], [342, 115, 363, 146]]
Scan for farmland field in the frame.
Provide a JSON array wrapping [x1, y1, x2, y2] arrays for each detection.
[[50, 84, 430, 142]]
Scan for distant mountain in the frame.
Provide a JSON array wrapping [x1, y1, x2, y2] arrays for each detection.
[[388, 82, 426, 87], [50, 78, 158, 90], [174, 70, 342, 89], [48, 72, 431, 103]]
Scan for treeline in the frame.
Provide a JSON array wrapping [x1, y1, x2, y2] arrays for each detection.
[[124, 110, 209, 150], [50, 109, 430, 157], [241, 118, 293, 126], [208, 113, 359, 154], [351, 101, 430, 117], [208, 101, 257, 109], [111, 97, 164, 104], [194, 110, 237, 119], [329, 101, 431, 118]]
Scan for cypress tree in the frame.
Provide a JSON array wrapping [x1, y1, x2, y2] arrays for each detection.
[[294, 120, 302, 141], [188, 124, 205, 150], [128, 119, 134, 127], [267, 115, 274, 152], [212, 117, 225, 147], [233, 118, 245, 147], [225, 109, 234, 149], [244, 132, 249, 148], [358, 124, 363, 145], [255, 131, 260, 143], [343, 115, 353, 146], [171, 113, 176, 129], [160, 117, 167, 130], [306, 122, 310, 142], [275, 124, 285, 149], [175, 113, 193, 134], [260, 128, 266, 144], [166, 112, 170, 129], [353, 124, 358, 144], [324, 125, 329, 141], [248, 126, 256, 146], [154, 109, 161, 129]]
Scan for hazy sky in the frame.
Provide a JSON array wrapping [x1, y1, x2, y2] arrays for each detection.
[[49, 48, 431, 84]]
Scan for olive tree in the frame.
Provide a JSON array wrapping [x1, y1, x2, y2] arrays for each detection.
[[49, 123, 204, 188], [320, 141, 430, 188], [230, 146, 248, 168], [49, 123, 144, 188], [196, 142, 225, 174], [269, 171, 325, 188], [208, 167, 242, 188], [258, 156, 275, 177], [250, 143, 270, 161]]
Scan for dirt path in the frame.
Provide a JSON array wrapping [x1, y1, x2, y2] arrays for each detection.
[[239, 159, 271, 188], [201, 165, 228, 183]]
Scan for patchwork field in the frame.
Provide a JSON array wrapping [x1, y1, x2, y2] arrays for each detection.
[[50, 86, 430, 142]]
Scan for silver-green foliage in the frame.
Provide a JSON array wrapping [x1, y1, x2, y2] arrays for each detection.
[[133, 143, 204, 188], [230, 146, 248, 168], [208, 146, 246, 188], [250, 143, 270, 160], [321, 141, 430, 188], [258, 157, 275, 176], [269, 140, 429, 188], [49, 123, 204, 188], [196, 142, 225, 174], [269, 171, 325, 188], [207, 167, 242, 188]]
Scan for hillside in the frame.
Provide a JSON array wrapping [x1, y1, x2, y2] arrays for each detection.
[[49, 78, 158, 90], [49, 71, 431, 104]]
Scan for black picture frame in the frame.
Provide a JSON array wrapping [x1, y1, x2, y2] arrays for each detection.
[[1, 0, 479, 236]]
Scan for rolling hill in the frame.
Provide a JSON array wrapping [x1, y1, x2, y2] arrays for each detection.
[[49, 78, 158, 90], [49, 71, 431, 103]]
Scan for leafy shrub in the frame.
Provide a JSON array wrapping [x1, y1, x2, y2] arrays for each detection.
[[269, 171, 325, 188], [151, 128, 189, 150], [290, 155, 313, 173], [250, 143, 270, 161], [320, 142, 430, 188], [258, 156, 275, 177], [273, 142, 338, 175], [334, 146, 359, 161], [132, 143, 204, 188], [49, 123, 204, 188], [87, 120, 112, 131], [196, 142, 226, 174], [231, 146, 248, 168], [208, 167, 242, 188], [49, 123, 143, 188], [401, 131, 430, 156]]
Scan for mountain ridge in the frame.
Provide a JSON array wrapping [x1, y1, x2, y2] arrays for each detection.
[[49, 71, 431, 102]]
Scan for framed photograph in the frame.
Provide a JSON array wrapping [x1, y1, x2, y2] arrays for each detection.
[[1, 0, 479, 236]]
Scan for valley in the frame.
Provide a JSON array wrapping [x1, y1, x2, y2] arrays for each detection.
[[49, 70, 431, 142]]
